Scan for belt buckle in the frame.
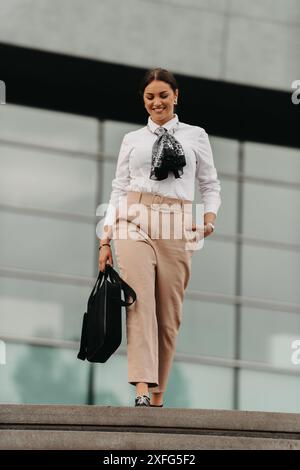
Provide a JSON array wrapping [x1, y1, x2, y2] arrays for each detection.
[[152, 193, 164, 206]]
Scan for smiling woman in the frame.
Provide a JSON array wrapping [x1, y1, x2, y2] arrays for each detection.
[[99, 67, 221, 408], [140, 68, 179, 126]]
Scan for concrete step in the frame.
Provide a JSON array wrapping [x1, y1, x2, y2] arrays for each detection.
[[1, 404, 300, 450]]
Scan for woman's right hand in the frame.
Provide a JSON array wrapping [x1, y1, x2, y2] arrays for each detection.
[[99, 245, 114, 273]]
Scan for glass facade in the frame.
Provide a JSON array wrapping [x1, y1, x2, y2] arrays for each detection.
[[0, 104, 300, 411]]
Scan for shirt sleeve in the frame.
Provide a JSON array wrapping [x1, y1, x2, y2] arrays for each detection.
[[101, 133, 132, 233], [194, 128, 221, 216]]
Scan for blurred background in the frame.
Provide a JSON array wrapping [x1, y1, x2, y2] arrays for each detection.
[[0, 0, 300, 411]]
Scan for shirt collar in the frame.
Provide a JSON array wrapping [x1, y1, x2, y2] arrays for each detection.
[[147, 113, 179, 135]]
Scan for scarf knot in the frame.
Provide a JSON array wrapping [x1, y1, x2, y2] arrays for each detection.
[[150, 126, 186, 181]]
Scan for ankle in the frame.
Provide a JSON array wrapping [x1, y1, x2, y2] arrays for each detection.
[[151, 392, 164, 406], [136, 383, 149, 397]]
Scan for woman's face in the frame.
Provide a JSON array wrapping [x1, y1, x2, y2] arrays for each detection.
[[143, 80, 178, 125]]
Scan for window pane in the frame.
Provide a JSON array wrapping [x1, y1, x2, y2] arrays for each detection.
[[167, 361, 234, 409], [103, 120, 140, 158], [94, 352, 131, 406], [195, 179, 237, 235], [0, 277, 92, 342], [0, 211, 96, 278], [239, 369, 300, 413], [189, 240, 236, 296], [178, 299, 235, 358], [0, 104, 98, 153], [210, 136, 239, 174], [240, 307, 300, 367], [245, 142, 300, 183], [0, 343, 88, 404], [242, 245, 300, 304], [0, 144, 98, 214], [243, 182, 300, 245], [101, 160, 117, 205]]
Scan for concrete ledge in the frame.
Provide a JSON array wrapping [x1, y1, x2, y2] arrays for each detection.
[[1, 404, 300, 433], [0, 430, 300, 450], [1, 405, 300, 450]]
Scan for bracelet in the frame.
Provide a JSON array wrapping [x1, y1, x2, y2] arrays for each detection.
[[99, 243, 111, 250], [207, 222, 215, 232]]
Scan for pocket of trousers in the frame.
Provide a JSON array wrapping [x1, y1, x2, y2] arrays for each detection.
[[183, 222, 204, 252]]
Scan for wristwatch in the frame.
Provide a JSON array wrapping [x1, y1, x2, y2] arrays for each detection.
[[207, 222, 215, 232]]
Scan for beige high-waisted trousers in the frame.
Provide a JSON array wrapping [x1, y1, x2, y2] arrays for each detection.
[[112, 190, 198, 393]]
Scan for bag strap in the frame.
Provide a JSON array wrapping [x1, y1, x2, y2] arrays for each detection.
[[105, 264, 136, 307], [87, 270, 104, 309], [77, 312, 88, 360], [120, 277, 136, 306]]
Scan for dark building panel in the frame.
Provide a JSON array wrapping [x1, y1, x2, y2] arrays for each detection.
[[1, 42, 299, 149]]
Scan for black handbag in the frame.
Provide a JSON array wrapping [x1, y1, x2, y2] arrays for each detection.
[[77, 264, 136, 363]]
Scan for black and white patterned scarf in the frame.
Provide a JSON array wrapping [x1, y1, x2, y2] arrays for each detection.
[[149, 126, 186, 181]]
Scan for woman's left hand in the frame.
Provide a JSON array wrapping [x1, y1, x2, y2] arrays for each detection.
[[191, 222, 214, 238]]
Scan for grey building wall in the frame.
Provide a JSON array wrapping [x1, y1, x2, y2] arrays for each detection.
[[0, 0, 299, 91]]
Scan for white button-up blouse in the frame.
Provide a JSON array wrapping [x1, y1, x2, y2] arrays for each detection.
[[102, 113, 221, 229]]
